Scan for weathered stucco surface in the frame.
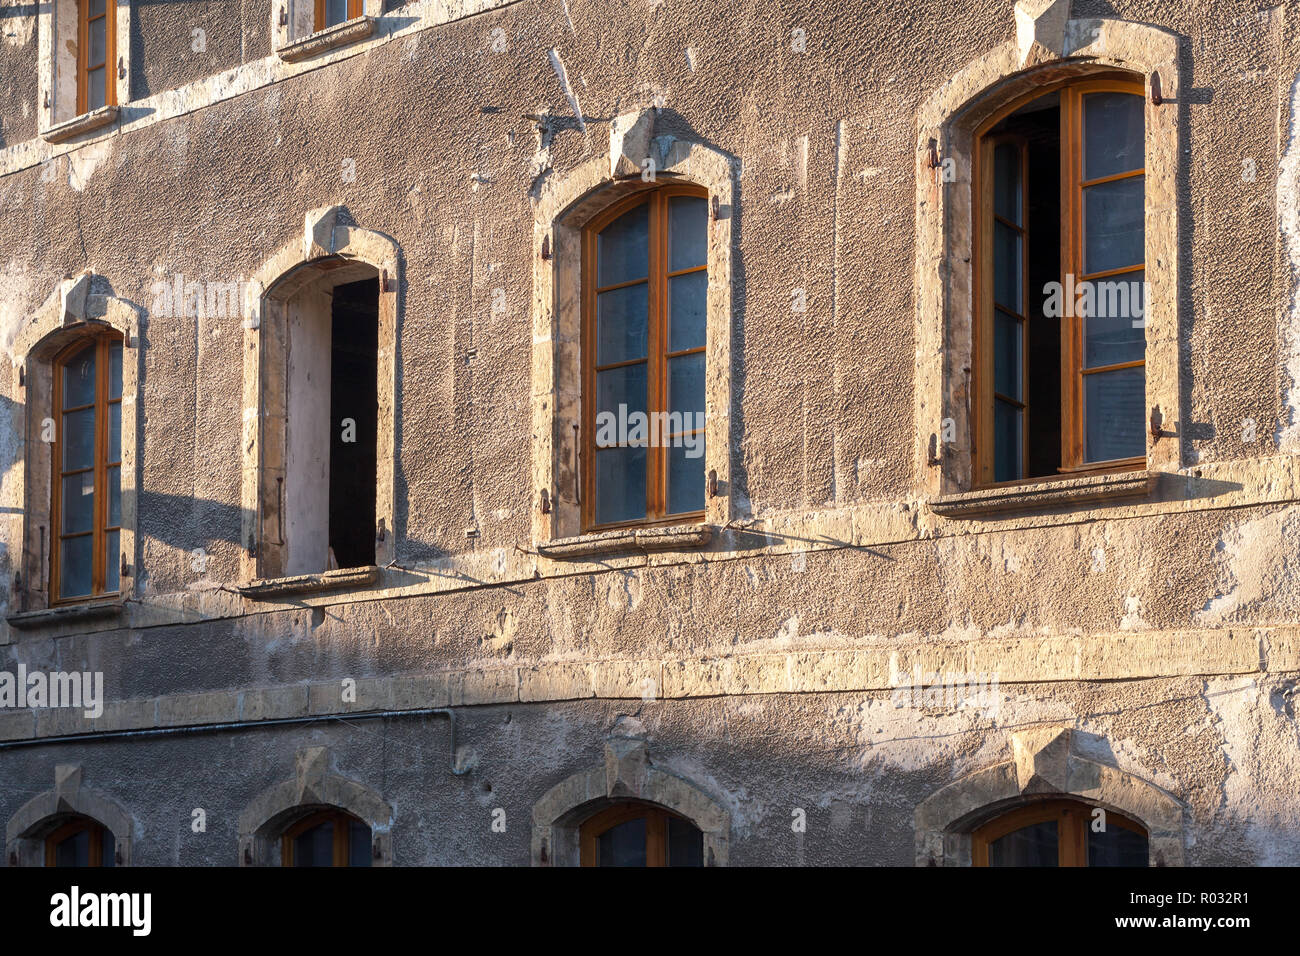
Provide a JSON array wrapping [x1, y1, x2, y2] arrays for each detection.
[[0, 0, 1298, 865]]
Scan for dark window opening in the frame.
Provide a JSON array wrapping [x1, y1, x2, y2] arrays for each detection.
[[328, 277, 378, 570]]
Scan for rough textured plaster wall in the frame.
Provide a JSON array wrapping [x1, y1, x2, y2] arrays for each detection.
[[0, 0, 38, 147], [131, 0, 270, 100], [0, 0, 1298, 864], [0, 679, 1292, 865]]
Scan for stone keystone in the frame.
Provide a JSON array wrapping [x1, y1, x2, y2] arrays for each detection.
[[609, 110, 656, 180], [1010, 726, 1073, 793], [54, 764, 82, 811], [604, 738, 649, 798], [1014, 0, 1072, 67], [294, 746, 330, 804], [61, 272, 92, 324], [303, 205, 344, 261]]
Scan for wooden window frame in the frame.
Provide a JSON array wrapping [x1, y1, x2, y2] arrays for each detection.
[[578, 801, 698, 867], [281, 808, 368, 866], [45, 816, 110, 867], [50, 332, 123, 605], [76, 0, 116, 116], [971, 799, 1147, 867], [972, 74, 1147, 489], [580, 184, 709, 532], [314, 0, 364, 32]]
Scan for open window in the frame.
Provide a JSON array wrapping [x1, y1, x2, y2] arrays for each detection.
[[582, 185, 709, 530], [51, 332, 124, 604], [258, 264, 380, 578], [974, 76, 1146, 486], [282, 808, 372, 867], [971, 799, 1148, 867], [45, 815, 116, 867], [579, 801, 704, 867]]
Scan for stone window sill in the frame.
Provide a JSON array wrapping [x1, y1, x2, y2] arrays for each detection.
[[536, 523, 712, 559], [42, 106, 120, 144], [929, 470, 1156, 518], [238, 565, 380, 598], [278, 17, 376, 62], [6, 599, 126, 630]]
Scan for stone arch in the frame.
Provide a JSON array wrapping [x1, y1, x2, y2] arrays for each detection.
[[5, 274, 142, 619], [529, 113, 739, 543], [240, 206, 400, 582], [914, 727, 1185, 866], [913, 2, 1183, 496], [531, 738, 730, 866], [237, 747, 395, 866], [6, 764, 134, 866]]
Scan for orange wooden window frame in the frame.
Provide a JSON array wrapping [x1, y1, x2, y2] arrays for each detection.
[[580, 184, 709, 531], [315, 0, 364, 32], [45, 816, 110, 867], [281, 808, 368, 866], [578, 801, 699, 867], [50, 332, 123, 605], [971, 799, 1147, 867], [972, 75, 1146, 488], [76, 0, 116, 116]]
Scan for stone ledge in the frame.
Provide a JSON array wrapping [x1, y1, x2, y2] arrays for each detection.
[[277, 17, 377, 62], [5, 600, 126, 630], [238, 565, 379, 598], [41, 105, 120, 144], [929, 470, 1156, 517], [536, 523, 712, 559]]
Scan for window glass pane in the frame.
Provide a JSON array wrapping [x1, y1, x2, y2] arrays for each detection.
[[1084, 365, 1145, 462], [597, 203, 650, 287], [993, 141, 1021, 225], [1088, 825, 1149, 867], [54, 828, 91, 867], [1083, 175, 1144, 274], [348, 821, 372, 867], [61, 472, 95, 534], [60, 536, 94, 599], [594, 446, 647, 525], [668, 196, 708, 272], [107, 465, 121, 526], [668, 353, 704, 421], [667, 815, 703, 866], [668, 271, 707, 352], [1083, 270, 1145, 368], [994, 398, 1021, 483], [596, 363, 647, 422], [109, 342, 122, 398], [104, 529, 120, 592], [667, 443, 705, 516], [993, 310, 1021, 399], [62, 407, 96, 471], [596, 283, 648, 365], [993, 220, 1021, 312], [88, 18, 106, 65], [989, 820, 1058, 866], [89, 0, 106, 16], [102, 829, 115, 867], [87, 68, 106, 111], [597, 817, 646, 867], [62, 346, 96, 407], [108, 402, 122, 462], [326, 0, 348, 26], [1084, 92, 1144, 180], [293, 821, 335, 867]]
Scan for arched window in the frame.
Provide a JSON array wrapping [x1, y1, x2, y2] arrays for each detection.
[[583, 185, 709, 529], [51, 332, 123, 603], [972, 799, 1148, 867], [282, 809, 372, 867], [579, 801, 703, 867], [45, 815, 115, 867], [974, 75, 1146, 485]]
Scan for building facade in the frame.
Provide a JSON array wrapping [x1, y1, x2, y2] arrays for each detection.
[[0, 0, 1298, 865]]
